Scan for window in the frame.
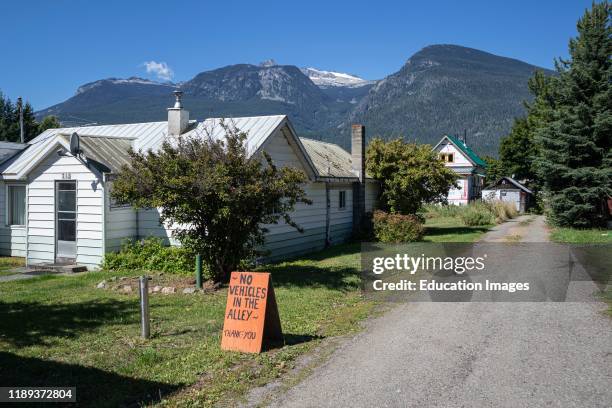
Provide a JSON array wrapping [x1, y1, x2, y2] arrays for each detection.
[[108, 181, 131, 210], [7, 185, 26, 226], [339, 191, 346, 209], [440, 153, 454, 163]]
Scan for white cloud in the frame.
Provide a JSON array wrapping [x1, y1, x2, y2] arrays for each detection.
[[143, 61, 174, 81]]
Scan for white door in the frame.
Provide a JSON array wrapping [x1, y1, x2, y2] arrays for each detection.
[[56, 181, 77, 261]]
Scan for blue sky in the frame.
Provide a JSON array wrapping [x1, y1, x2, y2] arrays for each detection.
[[1, 0, 594, 110]]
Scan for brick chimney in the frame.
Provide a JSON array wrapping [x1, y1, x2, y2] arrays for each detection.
[[351, 124, 366, 233], [168, 90, 189, 135], [351, 124, 365, 181]]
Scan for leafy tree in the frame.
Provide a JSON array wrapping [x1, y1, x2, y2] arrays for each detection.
[[111, 121, 311, 282], [37, 115, 61, 135], [483, 155, 504, 185], [366, 138, 457, 214], [535, 2, 611, 227]]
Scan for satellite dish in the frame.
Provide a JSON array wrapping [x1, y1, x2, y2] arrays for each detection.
[[70, 132, 80, 156]]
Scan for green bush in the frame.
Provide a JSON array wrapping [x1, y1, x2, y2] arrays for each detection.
[[459, 203, 496, 226], [102, 237, 199, 275], [373, 210, 424, 243]]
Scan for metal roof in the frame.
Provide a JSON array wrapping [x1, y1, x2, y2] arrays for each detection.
[[300, 138, 356, 178], [484, 176, 533, 194], [0, 142, 27, 166], [0, 136, 63, 177], [133, 115, 287, 155], [59, 134, 133, 174], [5, 114, 363, 181], [440, 135, 487, 167], [29, 121, 168, 145]]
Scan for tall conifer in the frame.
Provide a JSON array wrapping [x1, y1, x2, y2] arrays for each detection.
[[536, 2, 611, 227]]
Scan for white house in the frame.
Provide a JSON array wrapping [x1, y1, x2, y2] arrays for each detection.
[[432, 135, 486, 205], [482, 176, 533, 213], [0, 92, 378, 269]]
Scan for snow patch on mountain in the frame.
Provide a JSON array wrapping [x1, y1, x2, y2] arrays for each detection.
[[301, 67, 373, 88], [76, 77, 174, 95]]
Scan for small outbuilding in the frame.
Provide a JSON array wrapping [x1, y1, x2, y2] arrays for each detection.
[[481, 177, 533, 213]]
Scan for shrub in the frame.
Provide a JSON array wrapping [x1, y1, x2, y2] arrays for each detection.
[[459, 203, 496, 226], [102, 237, 200, 275], [373, 210, 424, 243]]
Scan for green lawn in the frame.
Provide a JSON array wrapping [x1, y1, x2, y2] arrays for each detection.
[[0, 243, 373, 407], [0, 256, 24, 277], [423, 216, 492, 242], [550, 226, 612, 316], [550, 227, 612, 244], [0, 212, 502, 406]]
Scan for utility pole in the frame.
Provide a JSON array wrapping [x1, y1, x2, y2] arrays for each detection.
[[17, 97, 24, 143]]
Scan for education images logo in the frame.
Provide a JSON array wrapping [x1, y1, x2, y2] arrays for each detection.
[[370, 253, 531, 293]]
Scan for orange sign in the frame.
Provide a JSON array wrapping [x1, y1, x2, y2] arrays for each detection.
[[221, 271, 283, 353]]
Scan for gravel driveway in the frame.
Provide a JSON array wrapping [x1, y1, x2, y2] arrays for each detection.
[[259, 216, 612, 407]]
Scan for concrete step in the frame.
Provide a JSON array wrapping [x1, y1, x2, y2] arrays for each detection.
[[34, 263, 88, 273]]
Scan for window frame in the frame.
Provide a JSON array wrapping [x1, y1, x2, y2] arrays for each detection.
[[6, 183, 26, 227], [440, 153, 454, 163], [338, 190, 346, 210]]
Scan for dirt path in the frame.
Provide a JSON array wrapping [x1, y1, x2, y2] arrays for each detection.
[[253, 215, 612, 407], [479, 214, 549, 243]]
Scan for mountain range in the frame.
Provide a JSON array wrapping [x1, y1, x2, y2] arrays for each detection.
[[36, 45, 553, 156]]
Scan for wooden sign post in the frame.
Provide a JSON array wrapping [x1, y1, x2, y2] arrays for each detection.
[[221, 272, 283, 353]]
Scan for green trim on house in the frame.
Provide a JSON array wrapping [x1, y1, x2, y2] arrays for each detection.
[[445, 135, 487, 167]]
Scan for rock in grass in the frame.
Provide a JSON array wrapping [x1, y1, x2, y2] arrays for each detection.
[[120, 285, 133, 293], [161, 286, 176, 294], [152, 285, 162, 293], [96, 280, 107, 289], [183, 287, 197, 294]]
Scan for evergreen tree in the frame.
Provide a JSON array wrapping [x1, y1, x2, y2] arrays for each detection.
[[499, 117, 537, 181], [536, 1, 611, 227], [0, 91, 60, 142], [22, 102, 40, 142]]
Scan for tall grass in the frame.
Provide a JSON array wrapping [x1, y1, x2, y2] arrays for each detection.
[[459, 202, 496, 226], [424, 200, 518, 227]]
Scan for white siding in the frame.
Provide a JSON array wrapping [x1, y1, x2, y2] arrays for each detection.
[[328, 184, 353, 244], [137, 208, 177, 244], [261, 129, 330, 259], [437, 142, 472, 167], [26, 151, 104, 269], [132, 127, 375, 262], [0, 181, 27, 256], [365, 181, 379, 213], [263, 182, 328, 260], [448, 177, 469, 205], [104, 185, 138, 253]]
